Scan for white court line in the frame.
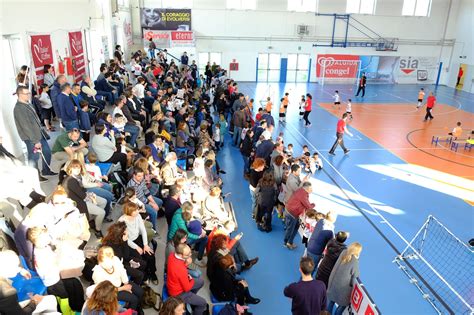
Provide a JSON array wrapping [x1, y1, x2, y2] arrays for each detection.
[[316, 147, 467, 151], [283, 121, 473, 311]]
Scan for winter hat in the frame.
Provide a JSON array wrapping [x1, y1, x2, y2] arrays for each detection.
[[187, 220, 202, 235]]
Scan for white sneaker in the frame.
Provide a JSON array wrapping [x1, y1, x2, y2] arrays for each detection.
[[195, 257, 207, 267]]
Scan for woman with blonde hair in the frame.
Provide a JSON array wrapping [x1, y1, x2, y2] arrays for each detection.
[[326, 242, 362, 315], [62, 159, 106, 238]]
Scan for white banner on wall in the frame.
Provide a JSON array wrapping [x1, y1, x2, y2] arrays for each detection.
[[395, 56, 438, 84]]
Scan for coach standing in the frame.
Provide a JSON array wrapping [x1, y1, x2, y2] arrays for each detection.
[[424, 92, 436, 121], [329, 113, 353, 156], [13, 85, 56, 181], [355, 72, 367, 97]]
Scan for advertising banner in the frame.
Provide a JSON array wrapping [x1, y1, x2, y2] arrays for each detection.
[[143, 29, 171, 48], [170, 31, 195, 47], [316, 54, 360, 79], [68, 31, 86, 83], [30, 34, 54, 85], [141, 8, 191, 31], [351, 279, 380, 315], [395, 56, 438, 84], [359, 55, 399, 84]]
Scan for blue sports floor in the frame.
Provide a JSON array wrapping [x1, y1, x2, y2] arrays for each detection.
[[215, 83, 474, 315]]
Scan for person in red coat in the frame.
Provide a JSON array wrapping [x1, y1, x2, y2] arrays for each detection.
[[284, 182, 315, 250], [167, 244, 207, 315]]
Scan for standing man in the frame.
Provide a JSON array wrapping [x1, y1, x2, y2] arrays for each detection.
[[456, 66, 464, 86], [284, 256, 327, 315], [329, 113, 353, 156], [50, 74, 68, 124], [424, 92, 436, 121], [13, 86, 57, 181], [355, 72, 367, 97], [148, 38, 156, 59], [57, 83, 78, 131], [181, 52, 189, 70], [232, 105, 246, 147], [284, 182, 315, 250]]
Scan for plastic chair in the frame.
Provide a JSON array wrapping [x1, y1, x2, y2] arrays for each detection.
[[210, 293, 232, 315], [10, 256, 47, 301], [96, 162, 113, 176], [162, 284, 169, 301]]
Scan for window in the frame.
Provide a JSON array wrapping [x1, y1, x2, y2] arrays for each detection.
[[227, 0, 256, 10], [288, 0, 318, 12], [402, 0, 431, 16], [161, 0, 193, 8], [287, 54, 310, 82], [258, 53, 281, 82], [346, 0, 376, 14], [198, 52, 222, 73]]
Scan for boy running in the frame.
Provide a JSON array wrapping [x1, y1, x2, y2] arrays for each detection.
[[416, 88, 425, 109]]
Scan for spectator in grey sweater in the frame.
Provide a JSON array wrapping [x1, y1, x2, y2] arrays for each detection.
[[91, 124, 127, 171]]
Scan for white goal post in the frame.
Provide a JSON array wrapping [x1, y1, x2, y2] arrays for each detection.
[[317, 59, 362, 86]]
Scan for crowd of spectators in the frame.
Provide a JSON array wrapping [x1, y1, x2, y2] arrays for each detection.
[[2, 44, 362, 315]]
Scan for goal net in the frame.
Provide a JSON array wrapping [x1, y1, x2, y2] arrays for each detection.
[[394, 216, 474, 315], [317, 59, 361, 86]]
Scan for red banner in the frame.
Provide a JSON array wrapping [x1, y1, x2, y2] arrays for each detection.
[[30, 34, 54, 85], [316, 54, 360, 78], [170, 31, 195, 47], [68, 31, 86, 83]]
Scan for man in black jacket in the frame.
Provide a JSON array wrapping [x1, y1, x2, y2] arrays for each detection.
[[13, 85, 57, 181]]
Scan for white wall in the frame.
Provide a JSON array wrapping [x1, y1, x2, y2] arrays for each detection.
[[138, 0, 467, 83], [446, 0, 473, 91], [0, 0, 120, 156]]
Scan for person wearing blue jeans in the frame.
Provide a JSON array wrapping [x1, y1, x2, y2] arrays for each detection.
[[124, 123, 140, 147], [13, 87, 57, 179], [306, 252, 322, 276], [127, 167, 162, 231], [284, 183, 315, 250], [188, 236, 208, 261], [62, 120, 80, 132], [284, 211, 299, 248], [87, 184, 115, 220], [145, 196, 162, 231]]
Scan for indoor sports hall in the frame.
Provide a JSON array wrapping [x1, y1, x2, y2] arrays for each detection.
[[0, 0, 472, 315]]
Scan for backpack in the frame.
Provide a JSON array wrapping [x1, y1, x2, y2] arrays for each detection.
[[141, 284, 162, 311], [109, 171, 128, 200]]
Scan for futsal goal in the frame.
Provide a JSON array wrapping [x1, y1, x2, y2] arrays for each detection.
[[393, 215, 474, 315], [316, 58, 362, 86]]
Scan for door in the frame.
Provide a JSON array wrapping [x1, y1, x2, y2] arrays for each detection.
[[257, 53, 281, 82], [287, 53, 310, 82]]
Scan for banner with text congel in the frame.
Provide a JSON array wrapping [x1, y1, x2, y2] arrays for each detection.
[[316, 54, 360, 79], [30, 34, 54, 85], [68, 31, 86, 83]]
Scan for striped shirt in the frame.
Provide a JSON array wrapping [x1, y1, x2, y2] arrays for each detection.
[[126, 178, 150, 204]]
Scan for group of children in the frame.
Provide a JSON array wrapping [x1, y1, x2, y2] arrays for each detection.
[[332, 91, 353, 120], [283, 144, 324, 174]]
